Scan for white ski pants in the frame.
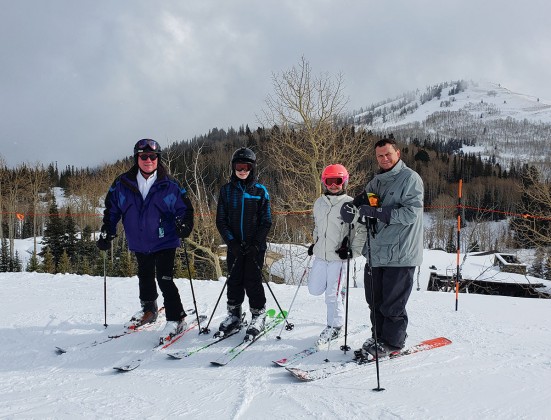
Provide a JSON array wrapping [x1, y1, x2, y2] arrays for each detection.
[[307, 259, 346, 328]]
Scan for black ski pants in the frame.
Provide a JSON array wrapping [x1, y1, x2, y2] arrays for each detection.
[[364, 265, 414, 349], [226, 250, 267, 310], [135, 248, 185, 321]]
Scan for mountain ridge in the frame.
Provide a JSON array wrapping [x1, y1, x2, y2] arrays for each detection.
[[350, 80, 551, 170]]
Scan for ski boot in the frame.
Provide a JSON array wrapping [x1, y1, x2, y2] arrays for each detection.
[[125, 300, 158, 330], [245, 306, 266, 339], [215, 304, 242, 338], [364, 340, 402, 359], [316, 325, 342, 346], [159, 315, 187, 346]]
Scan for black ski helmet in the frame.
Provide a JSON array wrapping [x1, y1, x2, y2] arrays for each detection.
[[231, 147, 256, 164], [133, 139, 161, 164], [230, 147, 256, 182]]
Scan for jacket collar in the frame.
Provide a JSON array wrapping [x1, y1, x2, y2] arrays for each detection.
[[376, 159, 406, 181]]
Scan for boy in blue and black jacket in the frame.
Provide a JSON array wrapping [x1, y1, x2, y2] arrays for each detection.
[[215, 147, 272, 337]]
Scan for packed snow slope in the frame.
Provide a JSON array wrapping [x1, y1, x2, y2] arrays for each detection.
[[1, 250, 550, 419]]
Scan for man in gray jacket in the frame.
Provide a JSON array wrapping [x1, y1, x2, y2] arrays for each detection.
[[341, 138, 424, 358]]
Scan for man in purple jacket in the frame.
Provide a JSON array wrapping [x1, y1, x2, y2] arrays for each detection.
[[97, 139, 194, 344]]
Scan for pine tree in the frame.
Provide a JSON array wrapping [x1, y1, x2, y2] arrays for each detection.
[[41, 247, 56, 274], [63, 207, 78, 262], [12, 251, 22, 272], [446, 226, 457, 253], [543, 252, 551, 281], [118, 250, 136, 277], [57, 250, 72, 274], [26, 251, 41, 272], [79, 226, 97, 265], [0, 238, 9, 272], [77, 256, 92, 275], [40, 197, 65, 270]]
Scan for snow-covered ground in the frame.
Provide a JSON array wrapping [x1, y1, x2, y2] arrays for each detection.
[[1, 247, 550, 419]]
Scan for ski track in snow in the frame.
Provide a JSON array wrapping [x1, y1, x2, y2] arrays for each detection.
[[1, 270, 550, 419]]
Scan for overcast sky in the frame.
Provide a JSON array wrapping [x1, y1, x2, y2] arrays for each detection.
[[1, 0, 550, 169]]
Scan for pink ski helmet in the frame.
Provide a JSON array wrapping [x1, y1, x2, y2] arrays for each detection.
[[321, 164, 349, 189]]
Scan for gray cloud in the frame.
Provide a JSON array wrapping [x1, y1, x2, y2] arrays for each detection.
[[1, 0, 550, 169]]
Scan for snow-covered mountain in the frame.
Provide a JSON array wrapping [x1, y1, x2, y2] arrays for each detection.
[[351, 80, 551, 169]]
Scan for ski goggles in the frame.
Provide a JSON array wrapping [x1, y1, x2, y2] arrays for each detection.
[[324, 177, 343, 187], [235, 162, 252, 172], [138, 153, 158, 161], [136, 139, 160, 152]]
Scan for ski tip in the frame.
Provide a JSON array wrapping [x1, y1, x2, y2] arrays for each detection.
[[420, 336, 453, 347], [166, 352, 184, 360], [285, 367, 313, 382], [113, 359, 142, 372]]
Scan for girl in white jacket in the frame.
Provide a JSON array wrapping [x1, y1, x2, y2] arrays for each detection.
[[307, 164, 366, 344]]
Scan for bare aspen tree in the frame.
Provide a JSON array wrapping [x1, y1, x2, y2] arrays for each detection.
[[0, 155, 6, 240], [25, 162, 50, 254], [516, 167, 551, 247], [183, 143, 223, 279], [260, 56, 367, 210], [162, 141, 182, 179], [4, 164, 27, 259]]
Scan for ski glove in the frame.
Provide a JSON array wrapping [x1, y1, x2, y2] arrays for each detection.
[[175, 216, 192, 239], [336, 237, 352, 260], [340, 201, 357, 224], [229, 240, 244, 257], [358, 205, 392, 224], [244, 243, 260, 258], [307, 244, 314, 256], [96, 230, 115, 251]]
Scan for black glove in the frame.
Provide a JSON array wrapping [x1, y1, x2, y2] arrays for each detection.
[[307, 244, 314, 256], [244, 243, 259, 258], [96, 231, 115, 251], [359, 204, 392, 224], [336, 237, 352, 260], [340, 201, 357, 224], [229, 240, 243, 257], [359, 205, 377, 219], [175, 216, 192, 239]]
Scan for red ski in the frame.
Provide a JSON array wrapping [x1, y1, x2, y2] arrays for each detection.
[[286, 337, 452, 382]]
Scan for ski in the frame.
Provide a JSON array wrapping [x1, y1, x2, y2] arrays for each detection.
[[113, 313, 207, 372], [166, 313, 247, 360], [272, 324, 369, 367], [286, 337, 452, 382], [210, 309, 286, 366], [55, 307, 166, 354]]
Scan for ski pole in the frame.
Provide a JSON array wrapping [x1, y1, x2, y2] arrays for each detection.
[[255, 260, 293, 331], [200, 256, 238, 334], [182, 239, 202, 333], [366, 228, 385, 392], [341, 223, 353, 354], [276, 255, 313, 340], [103, 251, 108, 328]]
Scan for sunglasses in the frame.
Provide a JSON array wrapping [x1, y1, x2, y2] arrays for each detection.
[[139, 153, 158, 161], [136, 139, 160, 152], [324, 177, 343, 186], [235, 162, 252, 172]]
